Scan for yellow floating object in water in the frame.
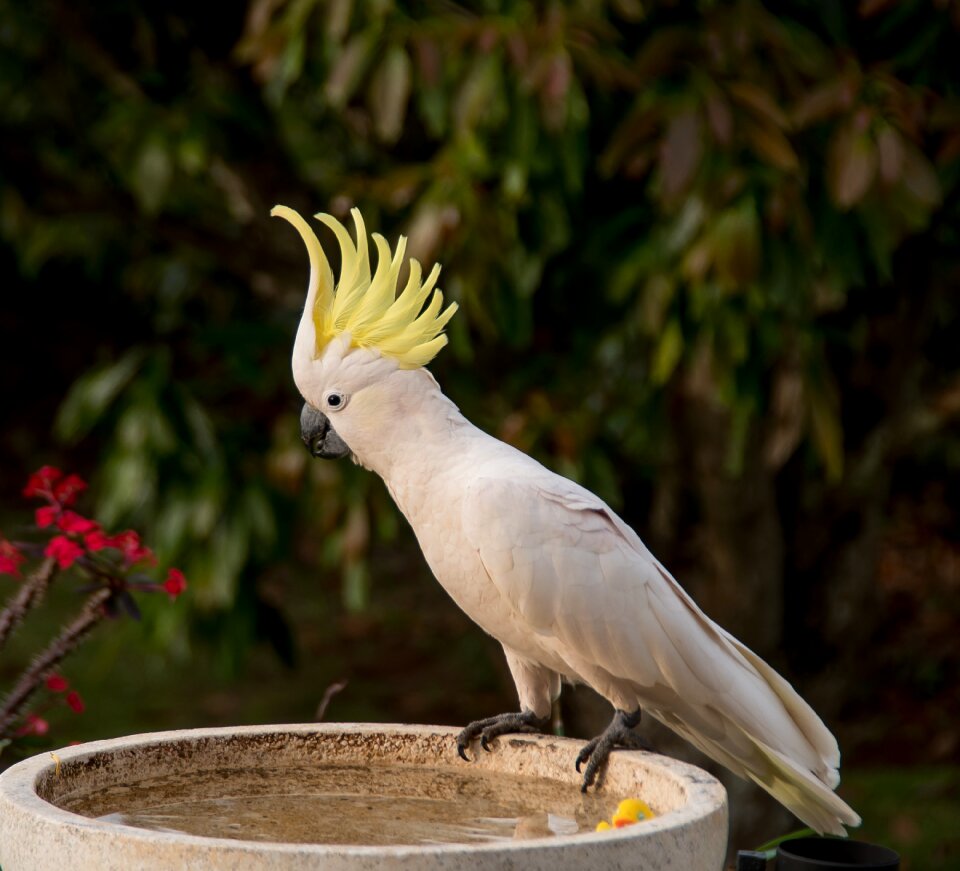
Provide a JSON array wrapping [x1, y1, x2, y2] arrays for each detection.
[[596, 797, 655, 831], [613, 798, 654, 826]]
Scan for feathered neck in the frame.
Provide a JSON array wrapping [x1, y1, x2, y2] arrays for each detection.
[[341, 368, 470, 481]]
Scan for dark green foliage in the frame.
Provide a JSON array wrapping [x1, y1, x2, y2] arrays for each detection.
[[1, 1, 958, 735]]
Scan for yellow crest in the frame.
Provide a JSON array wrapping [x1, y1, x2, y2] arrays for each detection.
[[272, 205, 457, 369]]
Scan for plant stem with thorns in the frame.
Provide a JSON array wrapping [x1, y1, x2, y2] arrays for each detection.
[[0, 587, 112, 737], [0, 558, 59, 651]]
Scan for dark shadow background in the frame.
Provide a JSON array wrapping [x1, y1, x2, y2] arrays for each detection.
[[1, 1, 958, 867]]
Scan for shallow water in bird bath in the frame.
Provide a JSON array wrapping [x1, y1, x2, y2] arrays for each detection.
[[62, 763, 617, 846]]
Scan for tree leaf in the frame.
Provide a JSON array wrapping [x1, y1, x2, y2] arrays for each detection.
[[652, 318, 684, 384], [705, 92, 733, 145], [600, 103, 660, 177], [96, 450, 157, 527], [876, 126, 905, 185], [639, 274, 675, 335], [342, 561, 369, 613], [764, 361, 805, 470], [369, 45, 411, 144], [900, 146, 941, 207], [54, 350, 145, 443], [827, 124, 877, 209], [325, 32, 374, 108], [659, 109, 703, 201], [743, 119, 800, 172], [455, 56, 502, 134], [710, 198, 761, 287], [728, 81, 789, 129], [325, 0, 353, 41], [791, 76, 857, 129], [131, 139, 172, 215]]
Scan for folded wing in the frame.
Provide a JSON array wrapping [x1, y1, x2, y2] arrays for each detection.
[[462, 472, 860, 834]]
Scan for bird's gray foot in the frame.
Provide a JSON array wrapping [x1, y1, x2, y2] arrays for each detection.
[[456, 709, 550, 761], [575, 708, 649, 792]]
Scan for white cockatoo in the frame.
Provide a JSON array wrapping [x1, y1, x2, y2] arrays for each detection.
[[273, 205, 861, 836]]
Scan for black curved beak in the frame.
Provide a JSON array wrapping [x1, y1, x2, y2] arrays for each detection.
[[300, 404, 351, 459]]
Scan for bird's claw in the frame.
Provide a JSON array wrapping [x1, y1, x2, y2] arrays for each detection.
[[576, 708, 647, 793], [456, 710, 549, 761], [574, 750, 587, 774]]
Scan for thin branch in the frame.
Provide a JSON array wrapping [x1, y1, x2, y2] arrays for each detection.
[[314, 679, 348, 722], [0, 558, 59, 651], [0, 588, 112, 737]]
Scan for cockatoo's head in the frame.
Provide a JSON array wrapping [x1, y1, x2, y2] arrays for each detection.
[[272, 206, 457, 465]]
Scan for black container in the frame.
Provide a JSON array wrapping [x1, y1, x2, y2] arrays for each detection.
[[736, 850, 770, 870], [777, 837, 900, 870]]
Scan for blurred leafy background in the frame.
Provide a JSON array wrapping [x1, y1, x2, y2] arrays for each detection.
[[1, 0, 958, 865]]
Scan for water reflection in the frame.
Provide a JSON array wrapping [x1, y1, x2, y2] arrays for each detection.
[[65, 764, 616, 846]]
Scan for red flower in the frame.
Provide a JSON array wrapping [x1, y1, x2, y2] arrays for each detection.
[[111, 530, 155, 566], [84, 529, 111, 551], [53, 474, 87, 506], [57, 511, 98, 535], [0, 539, 26, 577], [35, 506, 59, 528], [23, 466, 62, 499], [45, 535, 85, 569], [16, 713, 49, 737], [66, 691, 85, 714], [163, 567, 187, 600], [46, 674, 69, 693], [83, 529, 153, 563]]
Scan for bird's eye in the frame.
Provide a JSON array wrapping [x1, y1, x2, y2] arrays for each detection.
[[325, 391, 346, 411]]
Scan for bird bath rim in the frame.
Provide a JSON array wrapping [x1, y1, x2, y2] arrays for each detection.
[[0, 722, 728, 870]]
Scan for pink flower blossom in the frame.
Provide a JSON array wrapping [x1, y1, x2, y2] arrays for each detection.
[[0, 539, 26, 577], [45, 535, 85, 569], [66, 691, 85, 714], [16, 713, 49, 736], [46, 674, 69, 693], [163, 568, 187, 600]]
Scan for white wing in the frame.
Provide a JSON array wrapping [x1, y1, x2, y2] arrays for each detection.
[[461, 470, 860, 835]]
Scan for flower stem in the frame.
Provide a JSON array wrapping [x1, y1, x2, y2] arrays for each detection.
[[0, 558, 59, 651], [0, 587, 112, 737]]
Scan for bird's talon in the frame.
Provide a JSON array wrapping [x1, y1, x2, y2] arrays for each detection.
[[582, 759, 602, 791], [455, 710, 548, 763], [574, 709, 643, 792]]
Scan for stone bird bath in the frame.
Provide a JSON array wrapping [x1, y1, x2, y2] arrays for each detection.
[[0, 723, 727, 870]]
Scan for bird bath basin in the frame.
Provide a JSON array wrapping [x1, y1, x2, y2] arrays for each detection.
[[0, 722, 727, 870]]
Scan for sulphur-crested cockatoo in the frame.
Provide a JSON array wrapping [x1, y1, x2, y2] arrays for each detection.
[[273, 205, 860, 836]]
